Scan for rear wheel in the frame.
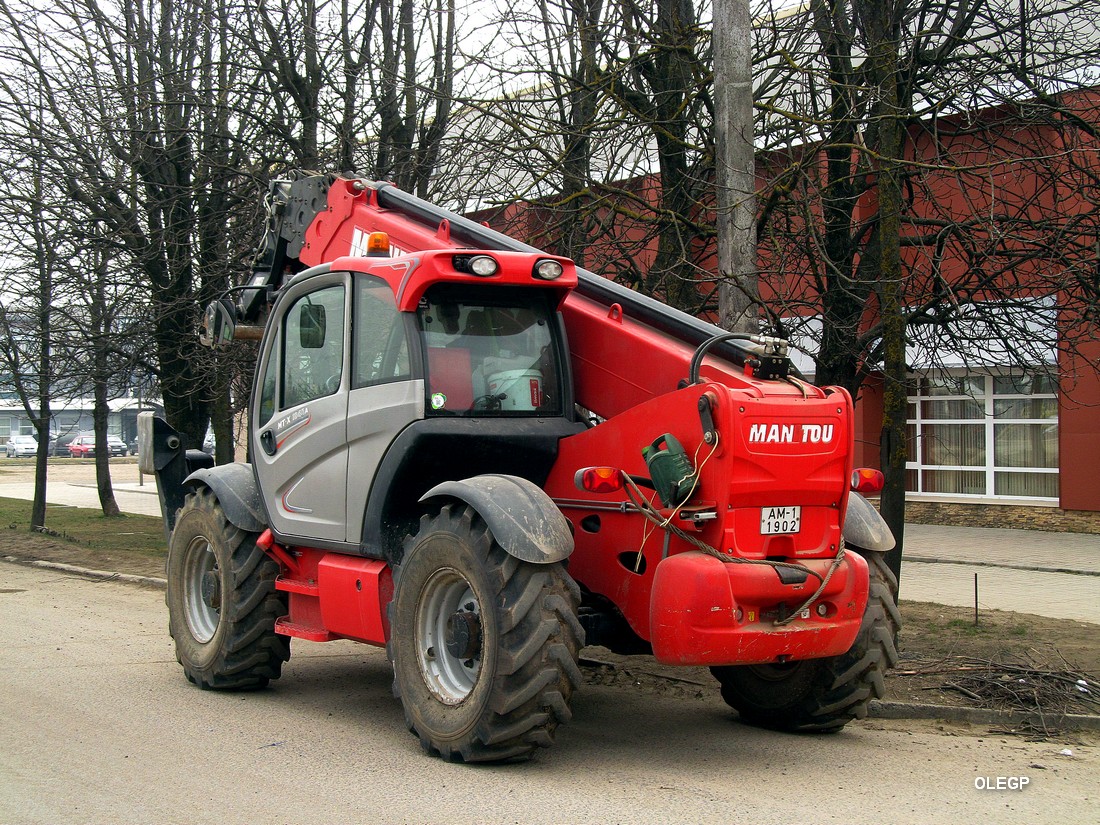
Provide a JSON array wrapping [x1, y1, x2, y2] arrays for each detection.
[[711, 549, 899, 731], [388, 503, 583, 762], [166, 487, 289, 689]]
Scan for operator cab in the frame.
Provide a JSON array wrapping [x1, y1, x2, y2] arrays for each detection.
[[249, 253, 582, 559]]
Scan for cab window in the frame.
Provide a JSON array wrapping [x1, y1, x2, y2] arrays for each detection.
[[417, 287, 562, 417], [257, 330, 279, 426], [353, 276, 410, 388], [282, 284, 346, 409]]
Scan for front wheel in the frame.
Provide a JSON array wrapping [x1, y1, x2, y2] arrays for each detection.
[[166, 487, 289, 689], [711, 549, 900, 732], [388, 503, 583, 762]]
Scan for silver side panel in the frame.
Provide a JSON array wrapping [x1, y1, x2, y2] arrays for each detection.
[[251, 270, 350, 543], [344, 379, 424, 543], [255, 391, 350, 542]]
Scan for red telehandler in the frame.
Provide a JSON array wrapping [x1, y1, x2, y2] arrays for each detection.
[[141, 172, 899, 762]]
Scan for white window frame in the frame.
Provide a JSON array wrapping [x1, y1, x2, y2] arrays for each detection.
[[906, 370, 1059, 504]]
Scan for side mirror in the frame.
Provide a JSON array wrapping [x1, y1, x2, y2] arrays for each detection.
[[299, 304, 326, 349], [199, 299, 237, 348]]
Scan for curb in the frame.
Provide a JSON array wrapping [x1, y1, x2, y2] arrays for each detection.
[[2, 555, 166, 589], [869, 700, 1100, 732], [904, 555, 1100, 577], [68, 482, 160, 496]]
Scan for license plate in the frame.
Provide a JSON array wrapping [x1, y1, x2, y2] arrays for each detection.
[[761, 506, 801, 535]]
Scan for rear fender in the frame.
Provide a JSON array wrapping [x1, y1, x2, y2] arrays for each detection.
[[419, 474, 573, 564], [842, 491, 895, 552], [184, 463, 269, 534]]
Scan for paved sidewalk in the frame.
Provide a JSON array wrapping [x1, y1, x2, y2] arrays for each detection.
[[905, 523, 1100, 574], [0, 477, 163, 518], [1, 472, 1097, 623], [902, 523, 1100, 624]]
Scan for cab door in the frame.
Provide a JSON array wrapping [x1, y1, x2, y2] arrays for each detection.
[[343, 274, 423, 544], [252, 273, 350, 543]]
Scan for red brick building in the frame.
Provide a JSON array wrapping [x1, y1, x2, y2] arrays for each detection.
[[476, 89, 1100, 525]]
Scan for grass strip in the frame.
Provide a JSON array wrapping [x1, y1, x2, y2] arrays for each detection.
[[0, 496, 167, 558]]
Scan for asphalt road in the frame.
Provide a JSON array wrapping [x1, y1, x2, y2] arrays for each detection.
[[1, 562, 1095, 825]]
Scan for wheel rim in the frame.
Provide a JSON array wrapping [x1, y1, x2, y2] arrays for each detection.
[[181, 535, 220, 643], [415, 568, 482, 704]]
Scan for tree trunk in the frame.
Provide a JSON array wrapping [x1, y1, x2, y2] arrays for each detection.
[[92, 385, 121, 518], [91, 248, 120, 517], [864, 0, 905, 587]]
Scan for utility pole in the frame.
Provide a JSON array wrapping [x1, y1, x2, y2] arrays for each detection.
[[713, 0, 758, 333]]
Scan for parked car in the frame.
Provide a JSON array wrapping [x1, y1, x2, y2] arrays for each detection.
[[66, 433, 130, 458], [49, 433, 80, 457], [68, 435, 96, 458], [5, 434, 38, 458], [106, 435, 129, 456]]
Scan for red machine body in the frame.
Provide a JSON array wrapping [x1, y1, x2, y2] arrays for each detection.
[[251, 177, 870, 667]]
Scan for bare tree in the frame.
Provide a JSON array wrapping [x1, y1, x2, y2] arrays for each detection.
[[751, 0, 1100, 576], [0, 31, 84, 527], [238, 0, 459, 191], [0, 0, 263, 449], [0, 161, 60, 528], [453, 0, 716, 312]]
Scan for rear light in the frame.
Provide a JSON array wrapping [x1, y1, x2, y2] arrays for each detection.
[[366, 231, 390, 256], [533, 259, 564, 280], [468, 255, 499, 276], [851, 468, 885, 494], [574, 466, 624, 494]]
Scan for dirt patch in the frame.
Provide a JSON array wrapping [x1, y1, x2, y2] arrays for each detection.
[[887, 602, 1099, 719], [1, 527, 168, 579], [0, 456, 138, 484], [580, 602, 1099, 722]]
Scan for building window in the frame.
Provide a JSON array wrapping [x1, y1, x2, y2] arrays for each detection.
[[906, 371, 1058, 501]]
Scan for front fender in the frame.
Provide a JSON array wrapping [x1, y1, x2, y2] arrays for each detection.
[[842, 491, 896, 552], [184, 462, 269, 534], [419, 474, 573, 564]]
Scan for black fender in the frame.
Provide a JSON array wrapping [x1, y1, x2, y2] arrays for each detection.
[[184, 462, 269, 534], [842, 491, 896, 552], [419, 474, 574, 564]]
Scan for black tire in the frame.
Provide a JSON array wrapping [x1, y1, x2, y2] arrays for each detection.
[[711, 549, 900, 732], [166, 487, 289, 690], [388, 503, 584, 762]]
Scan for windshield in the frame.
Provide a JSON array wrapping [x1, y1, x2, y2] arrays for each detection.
[[417, 289, 563, 417]]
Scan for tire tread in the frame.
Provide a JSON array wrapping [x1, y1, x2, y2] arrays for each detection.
[[389, 505, 584, 762], [168, 488, 289, 691]]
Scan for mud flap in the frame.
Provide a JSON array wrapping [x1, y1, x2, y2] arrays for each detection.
[[419, 474, 573, 564], [184, 463, 268, 533], [843, 491, 895, 552]]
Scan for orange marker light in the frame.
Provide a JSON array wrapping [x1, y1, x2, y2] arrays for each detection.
[[851, 468, 885, 494]]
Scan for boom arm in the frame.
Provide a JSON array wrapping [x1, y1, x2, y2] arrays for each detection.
[[227, 174, 797, 418]]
